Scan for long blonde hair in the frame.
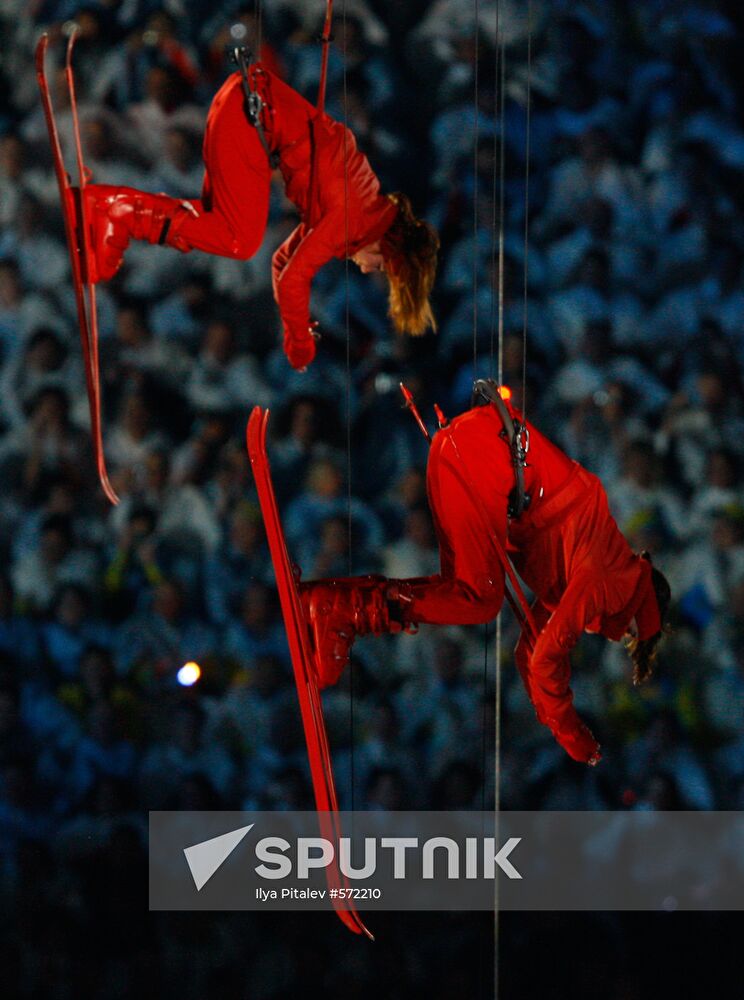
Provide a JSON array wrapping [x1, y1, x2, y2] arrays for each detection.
[[381, 192, 439, 336]]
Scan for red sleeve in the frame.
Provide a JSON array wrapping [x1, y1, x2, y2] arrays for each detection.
[[526, 573, 601, 744], [272, 224, 305, 299], [272, 212, 341, 344], [515, 599, 553, 724], [405, 427, 507, 625]]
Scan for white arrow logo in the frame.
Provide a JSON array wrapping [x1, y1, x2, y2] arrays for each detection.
[[183, 824, 254, 891]]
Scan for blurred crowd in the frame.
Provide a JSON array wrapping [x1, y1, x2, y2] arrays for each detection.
[[0, 1, 743, 996]]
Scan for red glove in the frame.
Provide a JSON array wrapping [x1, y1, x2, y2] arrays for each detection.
[[284, 322, 318, 371], [552, 721, 602, 766]]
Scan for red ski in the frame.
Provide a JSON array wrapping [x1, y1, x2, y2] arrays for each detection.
[[246, 407, 373, 940], [35, 30, 118, 504]]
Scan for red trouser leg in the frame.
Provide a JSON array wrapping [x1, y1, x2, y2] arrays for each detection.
[[175, 73, 272, 260]]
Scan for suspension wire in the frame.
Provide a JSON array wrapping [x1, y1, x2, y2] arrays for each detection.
[[521, 0, 533, 421], [493, 6, 507, 999], [254, 0, 263, 56], [496, 26, 506, 385], [472, 0, 503, 997], [470, 6, 490, 996], [471, 0, 487, 825], [488, 0, 502, 378], [340, 0, 356, 812], [496, 9, 533, 993], [472, 0, 480, 380]]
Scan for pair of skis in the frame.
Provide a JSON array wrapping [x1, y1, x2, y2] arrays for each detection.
[[35, 30, 118, 504]]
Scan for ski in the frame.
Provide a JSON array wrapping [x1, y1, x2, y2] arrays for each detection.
[[35, 30, 118, 504], [246, 406, 373, 940]]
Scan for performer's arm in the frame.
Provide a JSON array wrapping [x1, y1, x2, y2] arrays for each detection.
[[273, 212, 341, 367], [524, 574, 602, 762], [515, 599, 553, 723], [271, 224, 305, 297]]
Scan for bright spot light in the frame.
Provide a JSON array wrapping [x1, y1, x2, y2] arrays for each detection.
[[229, 22, 248, 41], [498, 385, 512, 401], [178, 662, 201, 686]]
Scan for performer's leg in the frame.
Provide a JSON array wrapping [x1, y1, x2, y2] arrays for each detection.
[[84, 74, 271, 280], [300, 570, 505, 689], [175, 73, 272, 259]]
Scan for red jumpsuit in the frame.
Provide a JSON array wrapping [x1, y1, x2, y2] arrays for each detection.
[[174, 68, 397, 359], [404, 402, 657, 760]]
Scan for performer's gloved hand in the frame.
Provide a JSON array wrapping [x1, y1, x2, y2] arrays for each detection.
[[284, 321, 319, 371], [553, 721, 602, 766]]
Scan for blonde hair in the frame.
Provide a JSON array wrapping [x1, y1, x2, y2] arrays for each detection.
[[381, 193, 439, 336]]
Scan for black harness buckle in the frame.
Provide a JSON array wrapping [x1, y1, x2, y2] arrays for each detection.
[[246, 90, 264, 127]]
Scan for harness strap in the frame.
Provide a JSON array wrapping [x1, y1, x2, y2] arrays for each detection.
[[317, 0, 335, 116], [473, 378, 530, 518], [443, 425, 538, 640], [232, 46, 280, 170]]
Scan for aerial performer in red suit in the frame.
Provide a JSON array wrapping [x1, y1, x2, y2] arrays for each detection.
[[84, 59, 439, 370], [37, 17, 438, 504], [299, 382, 672, 766]]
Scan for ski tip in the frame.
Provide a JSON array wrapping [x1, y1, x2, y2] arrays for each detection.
[[246, 405, 263, 446], [333, 906, 365, 937], [66, 23, 78, 61], [360, 922, 375, 942], [246, 405, 269, 453], [339, 909, 374, 940], [100, 476, 120, 506]]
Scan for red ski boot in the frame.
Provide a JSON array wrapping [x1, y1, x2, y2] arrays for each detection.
[[83, 184, 196, 282], [300, 577, 415, 689]]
